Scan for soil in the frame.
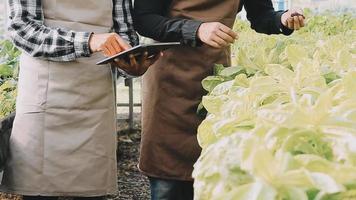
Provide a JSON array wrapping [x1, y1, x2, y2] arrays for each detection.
[[114, 117, 150, 200], [1, 115, 150, 200]]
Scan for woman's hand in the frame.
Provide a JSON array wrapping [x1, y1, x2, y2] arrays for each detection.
[[114, 52, 162, 76], [281, 8, 306, 30], [89, 33, 131, 55]]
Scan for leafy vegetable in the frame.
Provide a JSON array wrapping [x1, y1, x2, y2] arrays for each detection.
[[194, 13, 356, 200], [0, 40, 20, 118]]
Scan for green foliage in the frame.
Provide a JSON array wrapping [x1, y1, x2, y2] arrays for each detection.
[[193, 13, 356, 200], [0, 40, 20, 118]]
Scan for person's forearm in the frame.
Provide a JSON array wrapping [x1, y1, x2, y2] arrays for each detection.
[[250, 10, 293, 35], [244, 0, 293, 35], [134, 14, 182, 42], [134, 0, 202, 46], [8, 0, 91, 62], [134, 15, 202, 45]]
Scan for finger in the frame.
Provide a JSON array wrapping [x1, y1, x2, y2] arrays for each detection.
[[293, 16, 300, 30], [101, 41, 116, 56], [140, 51, 149, 64], [216, 30, 235, 44], [129, 54, 138, 72], [208, 40, 222, 49], [141, 52, 154, 73], [299, 16, 305, 27], [107, 43, 119, 56], [287, 18, 294, 29], [291, 8, 305, 19], [212, 35, 229, 47], [103, 36, 117, 56], [115, 59, 130, 70], [102, 46, 112, 57], [115, 35, 132, 50], [218, 24, 237, 39], [141, 52, 151, 72], [140, 52, 150, 73], [296, 8, 304, 16], [110, 36, 122, 54]]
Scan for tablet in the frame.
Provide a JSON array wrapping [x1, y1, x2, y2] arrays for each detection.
[[96, 42, 181, 65]]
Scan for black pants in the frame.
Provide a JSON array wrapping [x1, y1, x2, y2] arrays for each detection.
[[22, 196, 105, 200], [149, 177, 193, 200]]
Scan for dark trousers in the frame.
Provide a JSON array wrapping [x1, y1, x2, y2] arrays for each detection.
[[149, 177, 193, 200], [22, 196, 105, 200]]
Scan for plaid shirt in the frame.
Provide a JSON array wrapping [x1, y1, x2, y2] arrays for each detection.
[[7, 0, 139, 62]]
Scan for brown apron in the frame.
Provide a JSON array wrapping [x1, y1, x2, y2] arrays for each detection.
[[0, 0, 118, 196], [140, 0, 241, 181]]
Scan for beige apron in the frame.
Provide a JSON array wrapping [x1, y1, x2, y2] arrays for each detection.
[[0, 0, 118, 196], [140, 0, 241, 181]]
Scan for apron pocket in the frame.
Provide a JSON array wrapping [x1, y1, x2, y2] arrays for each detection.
[[17, 54, 49, 113]]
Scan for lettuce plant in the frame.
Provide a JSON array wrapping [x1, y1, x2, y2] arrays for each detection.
[[194, 13, 356, 200]]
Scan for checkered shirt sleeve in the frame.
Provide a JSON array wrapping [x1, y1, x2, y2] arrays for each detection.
[[7, 0, 138, 62]]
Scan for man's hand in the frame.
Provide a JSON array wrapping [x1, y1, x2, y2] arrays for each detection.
[[89, 33, 131, 55], [281, 8, 306, 30], [113, 52, 162, 76], [197, 22, 238, 49]]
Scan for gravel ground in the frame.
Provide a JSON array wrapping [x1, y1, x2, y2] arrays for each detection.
[[115, 118, 150, 200], [0, 116, 150, 200]]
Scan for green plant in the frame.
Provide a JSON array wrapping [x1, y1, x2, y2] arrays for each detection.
[[194, 13, 356, 200], [0, 40, 20, 118]]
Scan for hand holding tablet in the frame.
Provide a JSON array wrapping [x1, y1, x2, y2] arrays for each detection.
[[96, 42, 181, 77], [97, 42, 181, 65], [90, 33, 131, 55], [112, 51, 163, 76]]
